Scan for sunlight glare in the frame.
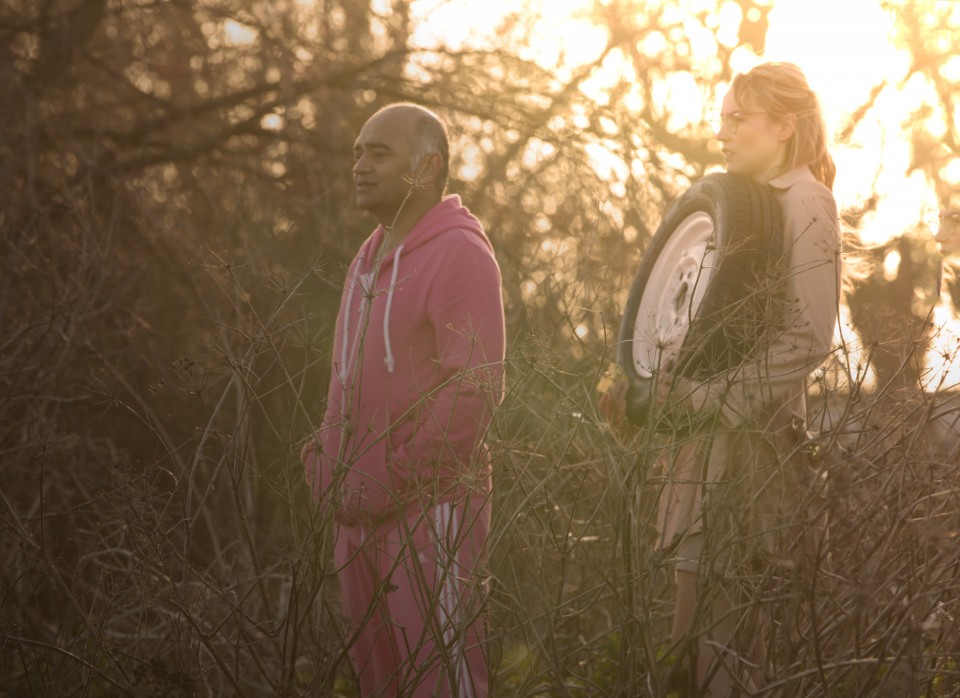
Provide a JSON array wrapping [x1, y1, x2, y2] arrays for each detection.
[[766, 0, 906, 114], [412, 0, 607, 71], [944, 159, 960, 190], [882, 249, 901, 282], [223, 19, 258, 46], [923, 294, 960, 391], [663, 71, 704, 132], [830, 303, 877, 394], [765, 0, 926, 248], [715, 1, 742, 48], [585, 142, 629, 185], [406, 0, 957, 392]]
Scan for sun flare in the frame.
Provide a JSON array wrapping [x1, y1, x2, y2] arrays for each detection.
[[408, 0, 960, 391]]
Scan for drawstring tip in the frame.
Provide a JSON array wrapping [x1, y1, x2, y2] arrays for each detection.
[[384, 357, 395, 373]]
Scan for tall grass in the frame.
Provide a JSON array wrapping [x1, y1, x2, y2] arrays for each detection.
[[3, 190, 960, 696]]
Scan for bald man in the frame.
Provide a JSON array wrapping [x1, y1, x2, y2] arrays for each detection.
[[302, 104, 505, 697]]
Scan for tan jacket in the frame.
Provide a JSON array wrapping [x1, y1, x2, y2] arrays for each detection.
[[659, 167, 840, 556], [679, 166, 840, 434]]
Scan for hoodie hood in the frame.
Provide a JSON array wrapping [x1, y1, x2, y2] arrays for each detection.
[[341, 195, 489, 376], [354, 195, 490, 274]]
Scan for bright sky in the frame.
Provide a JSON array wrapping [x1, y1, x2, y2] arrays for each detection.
[[765, 0, 940, 247], [402, 0, 960, 389], [409, 0, 955, 239], [220, 0, 956, 387]]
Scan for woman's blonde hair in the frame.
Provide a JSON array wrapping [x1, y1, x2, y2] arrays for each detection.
[[732, 62, 836, 190]]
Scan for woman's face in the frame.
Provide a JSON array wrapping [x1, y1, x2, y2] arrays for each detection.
[[717, 90, 792, 183], [936, 209, 960, 256]]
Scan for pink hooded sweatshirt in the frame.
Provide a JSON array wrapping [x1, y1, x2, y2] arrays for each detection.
[[304, 196, 505, 527]]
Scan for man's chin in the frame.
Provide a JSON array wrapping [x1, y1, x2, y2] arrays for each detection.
[[355, 194, 377, 211], [354, 200, 395, 223]]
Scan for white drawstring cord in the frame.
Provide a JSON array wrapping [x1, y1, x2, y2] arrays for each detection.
[[383, 245, 403, 373]]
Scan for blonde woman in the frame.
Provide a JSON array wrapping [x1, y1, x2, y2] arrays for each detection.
[[603, 62, 841, 695]]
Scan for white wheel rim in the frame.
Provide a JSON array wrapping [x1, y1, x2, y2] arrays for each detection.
[[632, 211, 717, 378]]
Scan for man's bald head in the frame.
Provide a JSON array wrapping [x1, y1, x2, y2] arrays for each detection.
[[367, 103, 450, 192]]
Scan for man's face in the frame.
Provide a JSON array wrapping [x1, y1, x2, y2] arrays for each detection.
[[352, 110, 418, 222]]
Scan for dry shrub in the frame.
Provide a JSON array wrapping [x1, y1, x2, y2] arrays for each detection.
[[3, 1, 960, 696]]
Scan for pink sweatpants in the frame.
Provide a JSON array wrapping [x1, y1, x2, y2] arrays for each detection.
[[335, 495, 490, 697]]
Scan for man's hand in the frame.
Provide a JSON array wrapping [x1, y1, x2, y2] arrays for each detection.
[[598, 361, 708, 437], [598, 363, 632, 440]]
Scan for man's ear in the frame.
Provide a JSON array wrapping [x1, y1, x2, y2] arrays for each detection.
[[413, 152, 442, 187]]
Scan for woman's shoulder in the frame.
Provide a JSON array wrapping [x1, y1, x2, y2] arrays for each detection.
[[771, 168, 837, 223], [769, 166, 831, 195]]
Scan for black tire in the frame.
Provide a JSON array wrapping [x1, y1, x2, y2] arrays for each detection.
[[618, 173, 784, 426]]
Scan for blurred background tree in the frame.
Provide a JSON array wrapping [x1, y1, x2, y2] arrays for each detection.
[[2, 0, 959, 694]]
